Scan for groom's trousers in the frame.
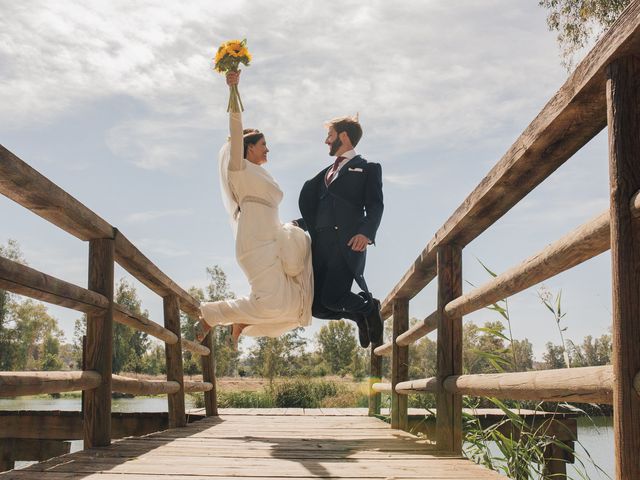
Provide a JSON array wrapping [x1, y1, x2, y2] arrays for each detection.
[[311, 228, 373, 321]]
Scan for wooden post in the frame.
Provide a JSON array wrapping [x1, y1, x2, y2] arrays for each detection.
[[163, 294, 186, 428], [0, 440, 14, 472], [83, 238, 114, 448], [200, 330, 218, 416], [391, 298, 409, 430], [607, 54, 640, 480], [436, 244, 462, 453], [368, 349, 382, 416]]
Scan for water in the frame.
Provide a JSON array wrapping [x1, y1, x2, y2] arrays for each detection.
[[1, 395, 197, 470], [1, 398, 615, 478]]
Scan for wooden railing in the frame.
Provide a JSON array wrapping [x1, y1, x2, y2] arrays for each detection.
[[0, 146, 217, 449], [368, 2, 640, 479]]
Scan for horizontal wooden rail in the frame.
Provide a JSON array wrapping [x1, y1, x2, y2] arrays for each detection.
[[111, 375, 179, 395], [446, 210, 611, 319], [0, 256, 109, 314], [113, 303, 178, 345], [184, 381, 214, 393], [373, 342, 392, 357], [397, 310, 439, 346], [396, 366, 613, 404], [0, 145, 115, 240], [114, 231, 201, 318], [0, 146, 202, 318], [371, 382, 392, 393], [182, 339, 210, 356], [0, 371, 101, 397], [380, 1, 640, 318]]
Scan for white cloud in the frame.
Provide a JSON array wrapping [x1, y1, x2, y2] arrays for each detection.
[[1, 0, 566, 166]]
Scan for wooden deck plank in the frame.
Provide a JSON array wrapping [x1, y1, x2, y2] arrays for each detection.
[[3, 414, 505, 479]]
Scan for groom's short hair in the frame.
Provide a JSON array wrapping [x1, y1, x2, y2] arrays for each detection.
[[326, 116, 362, 147]]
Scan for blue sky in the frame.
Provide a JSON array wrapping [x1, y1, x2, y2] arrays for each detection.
[[1, 1, 612, 357]]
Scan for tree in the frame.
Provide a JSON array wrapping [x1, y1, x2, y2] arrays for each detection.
[[541, 342, 567, 369], [11, 299, 64, 370], [539, 0, 630, 69], [183, 266, 239, 377], [0, 239, 25, 370], [112, 279, 150, 373], [247, 328, 307, 384], [317, 320, 357, 375]]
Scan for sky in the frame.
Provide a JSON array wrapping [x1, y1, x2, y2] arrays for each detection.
[[0, 1, 613, 359]]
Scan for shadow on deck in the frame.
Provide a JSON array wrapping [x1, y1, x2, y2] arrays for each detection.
[[1, 411, 505, 479]]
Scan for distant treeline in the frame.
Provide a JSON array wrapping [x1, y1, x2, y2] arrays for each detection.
[[0, 239, 612, 381]]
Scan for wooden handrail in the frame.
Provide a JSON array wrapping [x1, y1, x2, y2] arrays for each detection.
[[395, 366, 613, 404], [445, 210, 610, 318], [0, 256, 109, 314], [0, 144, 114, 240], [114, 231, 201, 317], [397, 310, 439, 346], [0, 371, 102, 397], [371, 383, 392, 393], [182, 339, 210, 356], [380, 1, 640, 319], [0, 146, 201, 318], [113, 303, 178, 345], [184, 381, 214, 393], [373, 342, 392, 357], [111, 375, 179, 395]]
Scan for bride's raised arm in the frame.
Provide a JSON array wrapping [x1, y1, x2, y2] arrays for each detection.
[[227, 72, 244, 172]]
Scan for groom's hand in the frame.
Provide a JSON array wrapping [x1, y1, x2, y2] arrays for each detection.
[[348, 234, 370, 252]]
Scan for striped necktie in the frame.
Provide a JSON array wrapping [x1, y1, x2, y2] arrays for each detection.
[[325, 156, 345, 186]]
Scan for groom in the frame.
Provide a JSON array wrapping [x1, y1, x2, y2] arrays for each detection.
[[294, 116, 384, 348]]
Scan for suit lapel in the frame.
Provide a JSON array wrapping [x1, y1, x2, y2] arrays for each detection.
[[329, 155, 364, 187]]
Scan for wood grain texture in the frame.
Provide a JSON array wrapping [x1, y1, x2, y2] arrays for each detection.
[[607, 53, 640, 480], [182, 338, 210, 356], [83, 238, 114, 449], [396, 365, 613, 403], [0, 256, 109, 314], [391, 299, 409, 431], [3, 414, 506, 479], [113, 303, 178, 345], [200, 330, 218, 416], [368, 346, 383, 416], [397, 310, 439, 346], [0, 371, 101, 397], [445, 211, 611, 318], [115, 231, 200, 317], [0, 145, 114, 241], [163, 294, 186, 428], [380, 1, 640, 317], [111, 375, 179, 396], [436, 245, 462, 454]]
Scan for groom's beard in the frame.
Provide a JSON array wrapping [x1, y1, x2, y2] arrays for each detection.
[[329, 137, 342, 156]]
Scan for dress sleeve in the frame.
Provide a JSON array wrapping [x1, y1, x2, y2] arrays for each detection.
[[229, 111, 244, 172]]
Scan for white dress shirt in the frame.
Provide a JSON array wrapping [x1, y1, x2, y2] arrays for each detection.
[[327, 149, 357, 185]]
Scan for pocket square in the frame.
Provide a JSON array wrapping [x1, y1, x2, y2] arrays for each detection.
[[348, 167, 363, 172]]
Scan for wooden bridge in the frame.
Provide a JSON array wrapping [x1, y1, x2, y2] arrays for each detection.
[[2, 2, 640, 479]]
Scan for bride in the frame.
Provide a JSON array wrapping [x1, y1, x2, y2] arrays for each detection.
[[198, 71, 313, 347]]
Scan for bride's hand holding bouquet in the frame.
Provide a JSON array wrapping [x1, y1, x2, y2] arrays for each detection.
[[214, 39, 251, 112]]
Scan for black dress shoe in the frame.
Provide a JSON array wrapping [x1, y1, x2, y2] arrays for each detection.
[[366, 298, 383, 347], [354, 315, 370, 349]]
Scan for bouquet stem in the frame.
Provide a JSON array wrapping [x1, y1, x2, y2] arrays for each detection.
[[227, 84, 244, 113]]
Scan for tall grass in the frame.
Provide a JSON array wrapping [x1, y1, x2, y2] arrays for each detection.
[[190, 378, 369, 409]]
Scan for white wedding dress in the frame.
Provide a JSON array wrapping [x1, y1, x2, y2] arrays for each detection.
[[200, 111, 313, 337]]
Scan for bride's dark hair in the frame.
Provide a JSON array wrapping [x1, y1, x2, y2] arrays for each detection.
[[243, 129, 264, 158]]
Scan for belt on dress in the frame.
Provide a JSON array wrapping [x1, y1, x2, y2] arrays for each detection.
[[239, 196, 275, 209]]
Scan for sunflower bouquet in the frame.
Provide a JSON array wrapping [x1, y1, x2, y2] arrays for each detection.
[[214, 39, 252, 112]]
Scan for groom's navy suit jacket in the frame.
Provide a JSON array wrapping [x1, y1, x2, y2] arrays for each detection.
[[297, 155, 383, 293]]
